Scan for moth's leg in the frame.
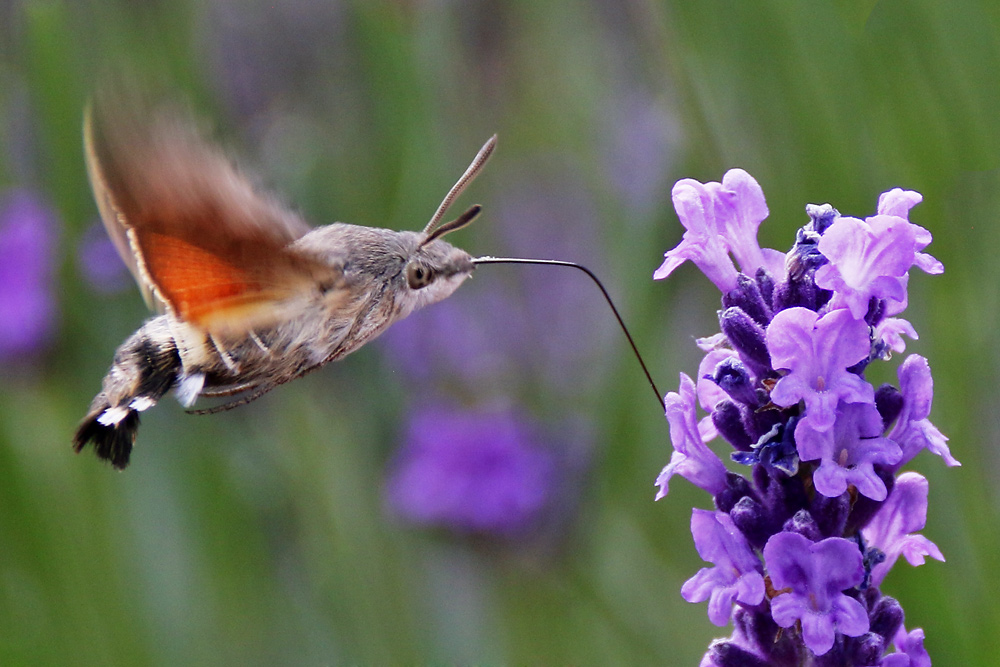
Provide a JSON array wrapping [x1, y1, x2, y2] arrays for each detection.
[[186, 382, 278, 415], [197, 380, 262, 398], [248, 330, 271, 355], [206, 332, 240, 374]]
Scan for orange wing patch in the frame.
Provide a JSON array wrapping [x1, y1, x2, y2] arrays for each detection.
[[136, 231, 324, 332]]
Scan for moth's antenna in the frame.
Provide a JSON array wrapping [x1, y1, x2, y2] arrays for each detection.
[[421, 204, 482, 246], [423, 135, 497, 237], [472, 256, 662, 408]]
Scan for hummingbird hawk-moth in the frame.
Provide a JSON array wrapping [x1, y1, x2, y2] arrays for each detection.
[[74, 93, 496, 469]]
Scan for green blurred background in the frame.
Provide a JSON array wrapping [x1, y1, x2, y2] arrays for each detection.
[[1, 0, 998, 664]]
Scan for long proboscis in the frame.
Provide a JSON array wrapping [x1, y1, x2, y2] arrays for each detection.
[[472, 256, 662, 408]]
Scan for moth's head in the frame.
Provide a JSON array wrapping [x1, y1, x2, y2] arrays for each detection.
[[400, 134, 497, 311], [402, 234, 475, 310]]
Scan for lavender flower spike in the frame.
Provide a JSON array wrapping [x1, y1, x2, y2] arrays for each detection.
[[764, 532, 869, 656], [681, 509, 765, 626], [862, 472, 944, 587], [652, 171, 949, 663], [655, 374, 729, 499]]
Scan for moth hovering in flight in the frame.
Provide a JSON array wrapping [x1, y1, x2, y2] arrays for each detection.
[[75, 92, 495, 469]]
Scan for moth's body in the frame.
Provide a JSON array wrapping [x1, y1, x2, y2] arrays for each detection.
[[83, 226, 473, 431], [75, 89, 489, 468]]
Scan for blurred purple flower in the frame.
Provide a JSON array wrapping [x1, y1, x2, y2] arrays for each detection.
[[764, 533, 869, 656], [601, 90, 675, 215], [77, 220, 129, 293], [877, 189, 942, 277], [385, 404, 556, 536], [0, 189, 58, 361], [380, 159, 609, 545], [201, 0, 347, 121]]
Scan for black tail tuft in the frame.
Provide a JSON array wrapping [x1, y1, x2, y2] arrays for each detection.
[[73, 408, 141, 470]]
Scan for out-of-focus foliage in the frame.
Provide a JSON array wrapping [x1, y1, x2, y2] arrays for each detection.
[[0, 0, 996, 664]]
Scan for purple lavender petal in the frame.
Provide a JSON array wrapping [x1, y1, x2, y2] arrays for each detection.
[[385, 404, 556, 536], [876, 188, 923, 218], [888, 355, 957, 468], [885, 624, 931, 667], [913, 251, 944, 275], [815, 190, 943, 320], [796, 401, 901, 501], [655, 178, 740, 293], [879, 273, 910, 318], [764, 532, 868, 656], [714, 169, 785, 280], [0, 189, 59, 360], [877, 188, 943, 277], [875, 317, 918, 354], [697, 414, 720, 446], [695, 333, 729, 352], [681, 509, 765, 626], [655, 170, 787, 291], [655, 373, 729, 499], [862, 472, 944, 587], [767, 307, 873, 432], [815, 214, 918, 320]]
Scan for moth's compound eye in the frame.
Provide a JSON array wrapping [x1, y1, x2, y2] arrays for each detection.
[[406, 262, 435, 289]]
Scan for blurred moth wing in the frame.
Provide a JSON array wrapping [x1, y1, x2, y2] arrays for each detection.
[[83, 96, 345, 335]]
